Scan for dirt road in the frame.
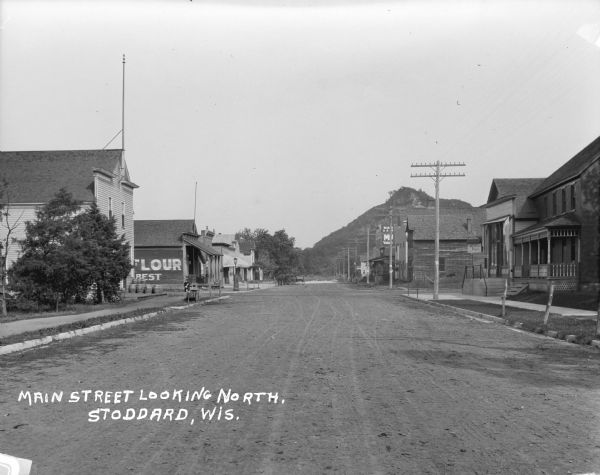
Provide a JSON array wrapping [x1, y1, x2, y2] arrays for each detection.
[[1, 283, 599, 474]]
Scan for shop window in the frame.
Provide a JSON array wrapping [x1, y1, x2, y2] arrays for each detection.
[[439, 257, 446, 272]]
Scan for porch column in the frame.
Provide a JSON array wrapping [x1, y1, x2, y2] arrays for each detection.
[[547, 233, 552, 277], [536, 235, 542, 277], [182, 244, 188, 278], [520, 243, 524, 266], [528, 237, 531, 265]]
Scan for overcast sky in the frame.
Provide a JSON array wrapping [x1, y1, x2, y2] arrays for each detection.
[[1, 0, 600, 248]]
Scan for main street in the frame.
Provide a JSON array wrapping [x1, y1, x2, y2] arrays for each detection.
[[1, 283, 599, 474]]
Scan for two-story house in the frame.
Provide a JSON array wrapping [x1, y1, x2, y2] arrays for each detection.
[[0, 149, 138, 271], [481, 178, 544, 278], [511, 136, 600, 291]]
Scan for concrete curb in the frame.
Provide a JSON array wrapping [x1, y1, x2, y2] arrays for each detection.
[[399, 294, 600, 349], [398, 294, 508, 325], [0, 296, 229, 356]]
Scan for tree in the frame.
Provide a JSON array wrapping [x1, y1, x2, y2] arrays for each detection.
[[9, 189, 89, 310], [0, 179, 25, 316], [9, 189, 132, 310], [75, 203, 131, 303], [235, 227, 302, 281]]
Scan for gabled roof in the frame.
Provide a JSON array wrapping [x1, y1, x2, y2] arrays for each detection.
[[531, 135, 600, 197], [486, 178, 545, 204], [134, 220, 197, 247], [485, 178, 544, 219], [0, 149, 135, 203], [212, 233, 236, 246], [407, 209, 485, 241]]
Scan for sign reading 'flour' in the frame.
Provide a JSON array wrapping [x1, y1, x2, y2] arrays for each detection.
[[134, 248, 183, 284]]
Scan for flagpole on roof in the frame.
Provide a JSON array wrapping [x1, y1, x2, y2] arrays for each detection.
[[122, 54, 126, 153], [193, 181, 198, 230]]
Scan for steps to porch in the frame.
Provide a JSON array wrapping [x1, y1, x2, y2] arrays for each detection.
[[506, 282, 528, 297]]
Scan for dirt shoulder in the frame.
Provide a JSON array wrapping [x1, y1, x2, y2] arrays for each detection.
[[434, 298, 598, 345]]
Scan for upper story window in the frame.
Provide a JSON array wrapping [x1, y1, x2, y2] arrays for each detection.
[[552, 192, 557, 216], [108, 197, 112, 219], [121, 202, 125, 229], [543, 196, 548, 218], [570, 184, 576, 210], [561, 188, 567, 213]]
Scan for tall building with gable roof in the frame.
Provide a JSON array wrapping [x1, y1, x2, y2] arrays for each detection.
[[0, 149, 138, 269]]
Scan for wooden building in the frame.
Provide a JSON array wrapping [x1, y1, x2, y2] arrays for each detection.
[[0, 149, 138, 270], [133, 220, 222, 291], [482, 178, 544, 278], [397, 210, 485, 284], [511, 137, 600, 291]]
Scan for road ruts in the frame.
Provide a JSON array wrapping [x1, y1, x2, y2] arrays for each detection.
[[0, 283, 599, 474]]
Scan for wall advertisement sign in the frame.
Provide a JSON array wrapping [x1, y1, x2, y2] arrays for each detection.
[[134, 248, 183, 284], [382, 226, 394, 245]]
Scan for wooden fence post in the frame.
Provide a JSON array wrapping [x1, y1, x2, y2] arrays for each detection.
[[543, 281, 555, 329], [501, 279, 507, 318]]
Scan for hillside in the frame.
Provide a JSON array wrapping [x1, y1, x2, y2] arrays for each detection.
[[300, 187, 477, 275]]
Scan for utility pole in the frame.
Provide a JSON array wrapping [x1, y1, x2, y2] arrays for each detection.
[[388, 191, 394, 290], [347, 247, 350, 281], [366, 226, 370, 284], [411, 161, 465, 300]]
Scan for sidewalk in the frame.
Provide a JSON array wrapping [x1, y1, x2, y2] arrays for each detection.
[[0, 294, 189, 339], [403, 290, 596, 318], [0, 282, 278, 340]]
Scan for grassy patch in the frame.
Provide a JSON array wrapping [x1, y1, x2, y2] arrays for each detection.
[[508, 290, 598, 311], [0, 306, 165, 348], [436, 299, 598, 346], [0, 301, 133, 324]]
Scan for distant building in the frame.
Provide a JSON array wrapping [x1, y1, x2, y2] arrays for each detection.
[[398, 210, 485, 283], [211, 233, 262, 284], [0, 149, 138, 270]]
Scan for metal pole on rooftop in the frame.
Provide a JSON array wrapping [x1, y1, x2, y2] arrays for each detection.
[[122, 54, 126, 152]]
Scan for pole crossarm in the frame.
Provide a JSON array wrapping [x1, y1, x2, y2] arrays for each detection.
[[410, 172, 466, 178]]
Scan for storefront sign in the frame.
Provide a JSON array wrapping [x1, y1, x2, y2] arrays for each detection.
[[134, 248, 182, 284]]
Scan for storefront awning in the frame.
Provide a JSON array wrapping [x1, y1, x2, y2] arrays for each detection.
[[182, 237, 222, 257]]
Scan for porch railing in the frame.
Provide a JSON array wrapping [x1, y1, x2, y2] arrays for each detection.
[[514, 263, 577, 279]]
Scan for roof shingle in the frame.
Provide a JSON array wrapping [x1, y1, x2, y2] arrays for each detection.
[[134, 220, 197, 247], [0, 149, 126, 203], [531, 135, 600, 197], [407, 209, 485, 241]]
